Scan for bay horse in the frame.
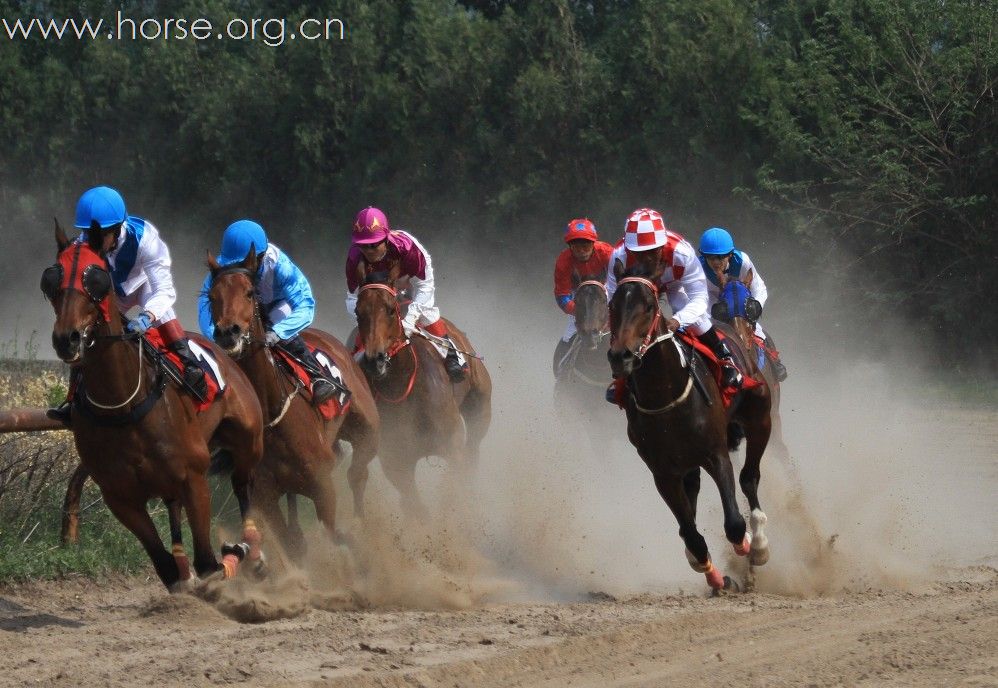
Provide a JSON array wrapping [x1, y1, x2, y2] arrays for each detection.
[[713, 270, 790, 462], [206, 248, 380, 559], [607, 266, 773, 591], [43, 222, 264, 589], [353, 271, 492, 518], [553, 277, 614, 420]]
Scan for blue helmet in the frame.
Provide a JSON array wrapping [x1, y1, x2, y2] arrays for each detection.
[[699, 227, 735, 255], [219, 220, 268, 266], [74, 186, 127, 229]]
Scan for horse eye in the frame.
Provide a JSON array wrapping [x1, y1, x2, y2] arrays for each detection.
[[246, 290, 254, 298]]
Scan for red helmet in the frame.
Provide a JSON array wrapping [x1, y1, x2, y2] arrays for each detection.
[[564, 218, 598, 243]]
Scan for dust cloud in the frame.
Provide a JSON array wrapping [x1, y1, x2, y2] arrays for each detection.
[[2, 207, 995, 613]]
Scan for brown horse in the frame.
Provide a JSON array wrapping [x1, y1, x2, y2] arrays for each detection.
[[353, 273, 492, 518], [43, 223, 264, 589], [553, 277, 614, 417], [713, 270, 789, 469], [205, 248, 380, 559], [608, 267, 773, 591]]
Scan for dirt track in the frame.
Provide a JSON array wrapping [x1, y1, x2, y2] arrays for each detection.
[[1, 342, 996, 686], [0, 565, 995, 687]]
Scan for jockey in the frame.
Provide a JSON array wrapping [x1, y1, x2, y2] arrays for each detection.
[[48, 186, 207, 423], [605, 208, 744, 402], [698, 227, 787, 381], [345, 206, 468, 383], [197, 220, 338, 405], [552, 218, 614, 377]]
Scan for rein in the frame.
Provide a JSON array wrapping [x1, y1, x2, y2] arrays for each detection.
[[357, 282, 419, 403]]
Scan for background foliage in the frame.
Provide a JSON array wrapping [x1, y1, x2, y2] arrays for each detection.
[[1, 0, 995, 366]]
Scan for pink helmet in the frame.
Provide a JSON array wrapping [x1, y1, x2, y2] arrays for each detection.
[[624, 208, 668, 251], [352, 206, 390, 245]]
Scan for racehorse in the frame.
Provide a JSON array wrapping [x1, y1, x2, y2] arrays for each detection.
[[607, 266, 773, 591], [712, 269, 790, 461], [353, 270, 492, 518], [43, 222, 264, 589], [553, 277, 611, 404], [206, 248, 380, 559]]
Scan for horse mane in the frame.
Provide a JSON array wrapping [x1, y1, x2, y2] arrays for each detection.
[[621, 264, 655, 279], [362, 270, 393, 286]]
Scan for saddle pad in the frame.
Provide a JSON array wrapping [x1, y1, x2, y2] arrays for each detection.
[[678, 331, 761, 408], [274, 345, 351, 420], [144, 331, 224, 412]]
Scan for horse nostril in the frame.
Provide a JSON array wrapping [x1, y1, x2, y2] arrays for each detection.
[[69, 330, 81, 346]]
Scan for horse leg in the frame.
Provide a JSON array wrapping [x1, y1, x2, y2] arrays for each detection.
[[344, 428, 378, 519], [682, 468, 701, 513], [60, 464, 89, 545], [652, 472, 725, 590], [703, 451, 750, 557], [459, 388, 492, 471], [103, 495, 179, 588], [285, 493, 307, 558], [166, 499, 192, 583], [740, 413, 772, 567], [229, 463, 262, 564], [382, 455, 429, 520], [181, 475, 223, 578]]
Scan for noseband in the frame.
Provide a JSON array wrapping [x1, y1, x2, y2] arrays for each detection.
[[615, 277, 674, 359]]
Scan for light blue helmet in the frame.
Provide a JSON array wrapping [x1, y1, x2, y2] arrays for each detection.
[[74, 186, 127, 229], [699, 227, 735, 255], [218, 220, 268, 266]]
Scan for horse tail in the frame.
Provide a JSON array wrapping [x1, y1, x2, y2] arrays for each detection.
[[726, 420, 745, 452]]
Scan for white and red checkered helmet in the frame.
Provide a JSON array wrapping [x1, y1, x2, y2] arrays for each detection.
[[624, 208, 668, 251]]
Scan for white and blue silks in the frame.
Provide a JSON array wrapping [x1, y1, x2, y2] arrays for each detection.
[[77, 216, 179, 325], [198, 243, 315, 341]]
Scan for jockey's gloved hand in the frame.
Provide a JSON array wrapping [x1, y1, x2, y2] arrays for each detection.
[[127, 311, 153, 334], [264, 330, 280, 347]]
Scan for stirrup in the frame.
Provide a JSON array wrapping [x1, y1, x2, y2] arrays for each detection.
[[183, 365, 208, 400], [310, 378, 337, 405]]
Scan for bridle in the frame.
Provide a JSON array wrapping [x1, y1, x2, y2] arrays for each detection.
[[357, 282, 417, 402], [612, 276, 693, 414]]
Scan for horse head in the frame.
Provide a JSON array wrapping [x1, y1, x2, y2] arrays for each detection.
[[206, 245, 261, 356], [42, 220, 115, 363], [607, 266, 663, 377], [573, 274, 609, 350], [712, 269, 760, 354], [355, 266, 403, 379]]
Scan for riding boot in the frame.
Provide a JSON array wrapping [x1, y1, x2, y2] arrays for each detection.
[[282, 334, 338, 405], [765, 336, 788, 381], [699, 327, 743, 390], [168, 338, 210, 401], [46, 367, 81, 426], [443, 337, 469, 383], [423, 319, 468, 382]]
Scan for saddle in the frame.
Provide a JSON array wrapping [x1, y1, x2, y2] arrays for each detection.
[[677, 331, 761, 408], [273, 345, 351, 420], [143, 330, 225, 412]]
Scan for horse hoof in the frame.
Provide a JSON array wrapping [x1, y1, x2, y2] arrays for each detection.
[[734, 534, 752, 557], [723, 575, 741, 593], [750, 547, 770, 566]]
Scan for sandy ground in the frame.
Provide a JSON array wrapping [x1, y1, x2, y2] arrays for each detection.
[[1, 399, 995, 688], [3, 270, 997, 687]]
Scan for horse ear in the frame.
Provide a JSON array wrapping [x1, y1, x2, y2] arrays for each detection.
[[54, 218, 69, 251], [243, 243, 259, 272], [387, 260, 401, 285], [742, 268, 753, 287], [356, 260, 367, 285], [206, 250, 221, 273], [612, 258, 624, 281]]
